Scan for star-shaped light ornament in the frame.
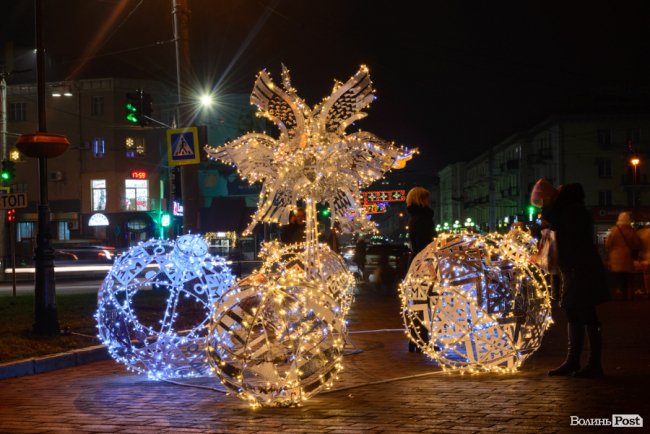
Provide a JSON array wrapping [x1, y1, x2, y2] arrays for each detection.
[[205, 65, 416, 236]]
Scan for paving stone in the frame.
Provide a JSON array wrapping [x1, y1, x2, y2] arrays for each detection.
[[0, 287, 648, 433]]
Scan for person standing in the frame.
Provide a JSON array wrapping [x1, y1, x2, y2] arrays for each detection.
[[530, 179, 610, 377], [280, 208, 306, 244], [353, 236, 367, 278], [605, 212, 641, 300], [406, 186, 436, 259], [406, 186, 437, 352]]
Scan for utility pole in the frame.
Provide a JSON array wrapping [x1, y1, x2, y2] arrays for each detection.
[[172, 0, 200, 234]]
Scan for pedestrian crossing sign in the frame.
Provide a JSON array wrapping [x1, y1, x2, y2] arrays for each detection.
[[167, 127, 200, 166]]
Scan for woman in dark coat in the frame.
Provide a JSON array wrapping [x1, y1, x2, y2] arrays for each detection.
[[406, 186, 437, 352], [407, 187, 436, 258], [531, 179, 609, 377]]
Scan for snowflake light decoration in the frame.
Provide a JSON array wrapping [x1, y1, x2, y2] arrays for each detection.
[[95, 235, 234, 379], [204, 64, 415, 234], [399, 231, 552, 373], [206, 241, 353, 407]]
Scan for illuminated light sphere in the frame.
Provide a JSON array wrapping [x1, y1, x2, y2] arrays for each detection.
[[399, 231, 552, 373], [206, 241, 354, 407], [95, 235, 235, 380]]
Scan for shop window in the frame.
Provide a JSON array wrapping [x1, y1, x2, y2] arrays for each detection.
[[17, 222, 34, 242], [124, 179, 149, 211], [57, 221, 70, 240], [92, 179, 107, 211]]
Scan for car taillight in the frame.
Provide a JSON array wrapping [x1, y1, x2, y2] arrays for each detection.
[[99, 250, 113, 260]]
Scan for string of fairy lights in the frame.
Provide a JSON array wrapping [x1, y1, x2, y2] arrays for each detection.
[[398, 229, 552, 374], [95, 235, 234, 379], [95, 64, 553, 409]]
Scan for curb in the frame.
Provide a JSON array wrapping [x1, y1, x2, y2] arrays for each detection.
[[0, 345, 110, 380]]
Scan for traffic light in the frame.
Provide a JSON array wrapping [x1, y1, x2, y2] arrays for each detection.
[[320, 207, 331, 217], [6, 209, 15, 222], [125, 91, 153, 126], [161, 213, 171, 228], [1, 160, 15, 181], [125, 92, 141, 124]]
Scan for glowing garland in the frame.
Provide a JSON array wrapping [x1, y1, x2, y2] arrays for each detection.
[[206, 241, 354, 407], [204, 64, 415, 235], [95, 235, 234, 379], [202, 65, 413, 407], [399, 230, 552, 373]]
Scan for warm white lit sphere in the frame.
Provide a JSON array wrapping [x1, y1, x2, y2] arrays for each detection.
[[96, 235, 234, 379], [399, 231, 552, 372], [206, 242, 353, 407]]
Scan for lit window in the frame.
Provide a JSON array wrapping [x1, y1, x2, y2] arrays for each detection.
[[125, 136, 145, 158], [57, 221, 70, 240], [93, 137, 105, 158], [17, 222, 34, 242], [124, 179, 149, 211], [92, 179, 107, 211]]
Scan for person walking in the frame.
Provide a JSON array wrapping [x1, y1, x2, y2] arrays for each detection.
[[530, 179, 610, 378], [605, 212, 641, 301], [406, 186, 437, 352]]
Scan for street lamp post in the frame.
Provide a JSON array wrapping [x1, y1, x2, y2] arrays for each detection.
[[15, 0, 70, 335], [630, 156, 640, 209]]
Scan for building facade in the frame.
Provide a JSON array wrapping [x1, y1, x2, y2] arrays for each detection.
[[450, 113, 650, 234]]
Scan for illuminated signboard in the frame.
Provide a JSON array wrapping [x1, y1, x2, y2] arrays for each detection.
[[361, 190, 405, 203], [88, 213, 110, 227], [364, 202, 387, 214], [130, 171, 147, 179], [173, 201, 184, 216]]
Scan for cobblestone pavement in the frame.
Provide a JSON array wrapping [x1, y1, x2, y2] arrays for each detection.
[[0, 285, 648, 433]]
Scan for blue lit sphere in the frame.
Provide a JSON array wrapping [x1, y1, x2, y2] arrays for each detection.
[[206, 241, 353, 407], [96, 235, 235, 379], [399, 231, 552, 372]]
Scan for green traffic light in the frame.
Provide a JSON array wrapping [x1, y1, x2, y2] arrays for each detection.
[[1, 171, 9, 181], [125, 102, 139, 123], [321, 208, 331, 217], [161, 213, 171, 227]]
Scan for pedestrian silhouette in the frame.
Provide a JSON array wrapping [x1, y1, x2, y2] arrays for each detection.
[[406, 186, 436, 353], [605, 211, 641, 300], [530, 179, 610, 378]]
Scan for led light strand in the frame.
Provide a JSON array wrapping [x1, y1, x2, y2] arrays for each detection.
[[399, 230, 553, 374]]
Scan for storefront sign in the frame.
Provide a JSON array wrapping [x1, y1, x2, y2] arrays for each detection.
[[88, 213, 110, 227]]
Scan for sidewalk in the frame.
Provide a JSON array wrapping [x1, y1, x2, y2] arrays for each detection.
[[0, 285, 647, 433]]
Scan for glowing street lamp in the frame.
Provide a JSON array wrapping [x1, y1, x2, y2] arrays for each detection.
[[199, 94, 214, 107]]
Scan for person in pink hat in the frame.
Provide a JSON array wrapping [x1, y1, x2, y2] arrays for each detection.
[[530, 179, 610, 378]]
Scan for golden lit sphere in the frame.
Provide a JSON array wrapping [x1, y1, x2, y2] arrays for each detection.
[[399, 231, 552, 373], [206, 241, 354, 407]]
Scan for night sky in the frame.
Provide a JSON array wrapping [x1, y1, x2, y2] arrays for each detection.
[[3, 0, 650, 178]]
